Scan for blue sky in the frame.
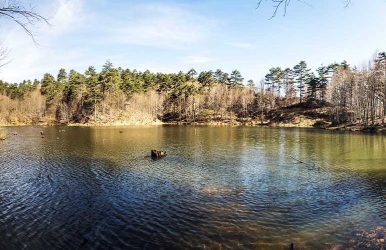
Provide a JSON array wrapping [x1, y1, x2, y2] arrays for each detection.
[[1, 0, 386, 84]]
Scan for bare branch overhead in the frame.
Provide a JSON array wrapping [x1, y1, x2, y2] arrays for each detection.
[[257, 0, 353, 18], [0, 0, 50, 44]]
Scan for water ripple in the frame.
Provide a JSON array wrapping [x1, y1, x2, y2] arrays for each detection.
[[0, 126, 386, 249]]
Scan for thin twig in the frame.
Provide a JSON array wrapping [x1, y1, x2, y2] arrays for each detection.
[[0, 0, 51, 45], [256, 0, 317, 19], [343, 0, 353, 8], [290, 155, 316, 167]]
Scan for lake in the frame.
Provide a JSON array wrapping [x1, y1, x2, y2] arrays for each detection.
[[0, 125, 385, 249]]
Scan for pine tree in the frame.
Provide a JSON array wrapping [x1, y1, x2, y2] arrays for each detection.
[[283, 68, 295, 98], [198, 70, 215, 89], [40, 73, 58, 104], [316, 66, 329, 102], [186, 68, 198, 81], [84, 66, 100, 119], [293, 61, 311, 103], [265, 67, 283, 94], [228, 70, 244, 87], [57, 68, 68, 83]]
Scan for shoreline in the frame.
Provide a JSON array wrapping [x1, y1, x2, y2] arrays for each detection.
[[1, 118, 386, 134], [2, 102, 386, 133]]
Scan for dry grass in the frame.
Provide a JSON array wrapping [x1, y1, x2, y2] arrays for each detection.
[[0, 129, 7, 140]]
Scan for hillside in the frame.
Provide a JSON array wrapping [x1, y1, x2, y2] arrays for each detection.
[[264, 103, 386, 133]]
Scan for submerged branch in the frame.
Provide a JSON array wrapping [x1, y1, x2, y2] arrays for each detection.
[[290, 155, 316, 167]]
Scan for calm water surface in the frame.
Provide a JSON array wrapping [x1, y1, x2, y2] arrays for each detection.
[[0, 126, 386, 249]]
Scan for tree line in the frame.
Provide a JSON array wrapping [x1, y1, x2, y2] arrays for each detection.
[[0, 61, 255, 125], [1, 52, 386, 128]]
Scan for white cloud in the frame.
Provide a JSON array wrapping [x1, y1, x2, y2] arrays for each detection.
[[230, 42, 254, 49], [105, 3, 217, 48], [49, 0, 84, 35], [182, 55, 213, 64], [0, 1, 219, 82]]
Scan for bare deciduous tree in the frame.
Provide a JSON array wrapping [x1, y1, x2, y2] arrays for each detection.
[[0, 0, 49, 67], [0, 0, 49, 42], [0, 41, 9, 67]]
